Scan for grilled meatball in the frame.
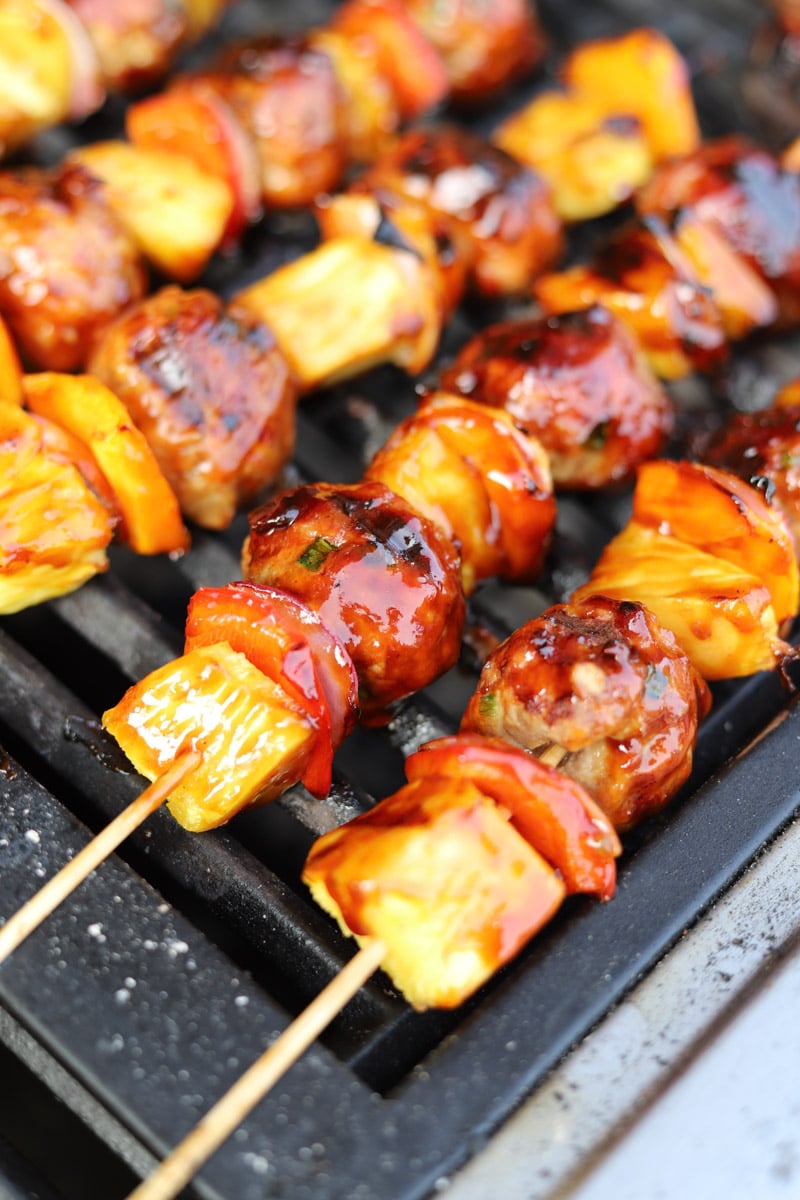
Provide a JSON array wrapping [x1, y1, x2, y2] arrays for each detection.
[[88, 286, 297, 530], [0, 163, 147, 371], [401, 0, 546, 106], [462, 596, 710, 832], [440, 306, 672, 489], [357, 124, 563, 297], [636, 136, 800, 326], [243, 481, 465, 722], [193, 35, 348, 208]]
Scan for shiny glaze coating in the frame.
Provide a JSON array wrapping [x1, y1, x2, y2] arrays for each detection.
[[702, 401, 800, 560], [365, 391, 555, 593], [303, 773, 565, 1010], [572, 461, 798, 680], [88, 286, 297, 530], [0, 164, 147, 371], [243, 480, 465, 721], [636, 136, 800, 326], [357, 123, 563, 297], [630, 459, 799, 628], [314, 184, 472, 320], [534, 220, 728, 380], [462, 596, 710, 832], [0, 400, 116, 612], [193, 35, 347, 208], [402, 0, 546, 106], [405, 733, 620, 899], [440, 305, 672, 488]]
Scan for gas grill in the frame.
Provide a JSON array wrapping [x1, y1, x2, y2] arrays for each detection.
[[2, 1, 800, 1197]]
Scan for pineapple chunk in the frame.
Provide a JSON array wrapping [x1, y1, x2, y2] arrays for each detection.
[[102, 642, 314, 832], [494, 90, 653, 221], [632, 460, 799, 628], [330, 0, 449, 121], [0, 401, 113, 613], [67, 140, 234, 282], [23, 372, 189, 557], [671, 214, 778, 340], [233, 238, 442, 391], [303, 776, 565, 1010], [562, 29, 701, 162], [310, 29, 399, 163], [573, 522, 787, 679], [0, 0, 74, 155], [365, 393, 554, 594], [366, 415, 492, 594]]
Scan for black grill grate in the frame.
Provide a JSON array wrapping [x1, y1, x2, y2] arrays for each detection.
[[2, 1, 800, 1197]]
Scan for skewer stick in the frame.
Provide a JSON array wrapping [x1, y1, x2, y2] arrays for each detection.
[[538, 744, 567, 769], [0, 750, 201, 965], [126, 937, 387, 1200]]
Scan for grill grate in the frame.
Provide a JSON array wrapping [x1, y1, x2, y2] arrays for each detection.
[[2, 1, 800, 1197]]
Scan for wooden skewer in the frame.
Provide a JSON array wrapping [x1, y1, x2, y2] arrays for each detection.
[[126, 937, 387, 1200], [124, 748, 574, 1198], [538, 743, 567, 769], [0, 750, 201, 966]]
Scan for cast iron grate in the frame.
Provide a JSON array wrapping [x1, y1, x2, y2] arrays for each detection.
[[1, 1, 800, 1197]]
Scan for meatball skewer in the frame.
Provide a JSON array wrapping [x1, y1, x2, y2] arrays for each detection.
[[0, 386, 556, 956], [120, 472, 791, 1200]]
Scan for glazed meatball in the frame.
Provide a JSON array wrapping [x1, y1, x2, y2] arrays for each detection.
[[88, 286, 297, 530], [440, 306, 672, 489], [243, 480, 465, 722], [462, 596, 710, 831], [0, 164, 147, 371], [193, 35, 348, 208], [357, 124, 563, 297]]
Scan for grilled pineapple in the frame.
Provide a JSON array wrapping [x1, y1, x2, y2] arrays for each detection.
[[494, 90, 652, 221], [303, 775, 565, 1010], [68, 140, 234, 282], [0, 401, 115, 613], [632, 459, 799, 628], [365, 392, 554, 594], [573, 460, 797, 679], [233, 237, 442, 390], [102, 642, 315, 832], [562, 28, 701, 162], [573, 523, 788, 679]]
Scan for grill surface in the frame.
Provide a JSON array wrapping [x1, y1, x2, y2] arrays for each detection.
[[2, 1, 800, 1198]]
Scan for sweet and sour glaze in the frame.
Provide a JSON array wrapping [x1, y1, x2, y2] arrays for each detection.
[[242, 480, 466, 723], [87, 285, 297, 530], [439, 305, 673, 489], [463, 595, 710, 833]]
